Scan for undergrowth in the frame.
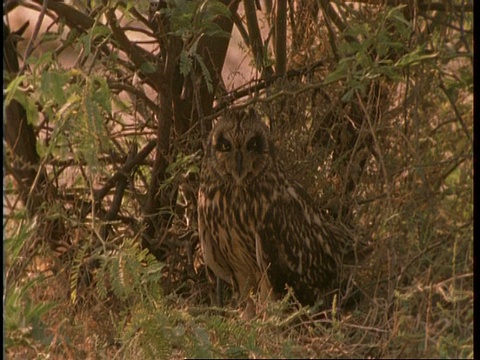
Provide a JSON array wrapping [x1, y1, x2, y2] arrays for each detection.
[[4, 1, 472, 359]]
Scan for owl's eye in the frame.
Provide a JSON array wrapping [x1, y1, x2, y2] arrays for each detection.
[[247, 135, 264, 153], [216, 136, 231, 152]]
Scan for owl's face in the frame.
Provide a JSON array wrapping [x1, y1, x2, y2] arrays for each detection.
[[205, 110, 274, 186]]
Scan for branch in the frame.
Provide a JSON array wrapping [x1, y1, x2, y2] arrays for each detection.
[[93, 140, 156, 202], [32, 0, 95, 31], [344, 0, 472, 13], [104, 6, 167, 93], [275, 0, 287, 76], [218, 59, 325, 106], [29, 0, 165, 93], [232, 11, 251, 46], [173, 0, 239, 134], [319, 0, 346, 33], [107, 82, 161, 114], [100, 147, 132, 240], [243, 0, 273, 76], [438, 77, 472, 142]]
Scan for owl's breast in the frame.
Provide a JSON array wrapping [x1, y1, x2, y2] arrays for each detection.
[[198, 183, 271, 292]]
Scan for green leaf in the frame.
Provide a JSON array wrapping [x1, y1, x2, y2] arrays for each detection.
[[91, 75, 112, 113], [194, 53, 213, 93], [4, 78, 40, 125], [140, 61, 157, 74], [323, 61, 348, 85], [40, 70, 68, 105], [395, 47, 439, 68], [387, 6, 412, 28], [341, 87, 355, 102], [4, 74, 27, 106], [180, 50, 193, 76]]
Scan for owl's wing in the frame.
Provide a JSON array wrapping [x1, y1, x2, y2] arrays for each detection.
[[256, 182, 349, 305]]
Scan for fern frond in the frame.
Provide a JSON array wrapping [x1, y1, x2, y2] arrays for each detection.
[[70, 241, 89, 305]]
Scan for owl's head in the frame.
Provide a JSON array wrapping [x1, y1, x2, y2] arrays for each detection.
[[204, 109, 275, 186]]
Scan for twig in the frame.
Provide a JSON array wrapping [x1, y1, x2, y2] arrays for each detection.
[[217, 59, 325, 107], [355, 90, 393, 212], [438, 77, 472, 142], [339, 322, 388, 333], [20, 0, 49, 74], [108, 82, 161, 114]]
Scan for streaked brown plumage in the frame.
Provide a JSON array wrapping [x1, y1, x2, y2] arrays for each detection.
[[198, 108, 358, 306]]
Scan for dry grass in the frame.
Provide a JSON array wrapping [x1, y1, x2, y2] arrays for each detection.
[[5, 77, 472, 358]]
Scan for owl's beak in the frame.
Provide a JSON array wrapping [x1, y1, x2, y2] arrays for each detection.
[[236, 151, 243, 177]]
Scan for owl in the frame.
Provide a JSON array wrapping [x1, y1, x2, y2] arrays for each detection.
[[197, 108, 359, 307]]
